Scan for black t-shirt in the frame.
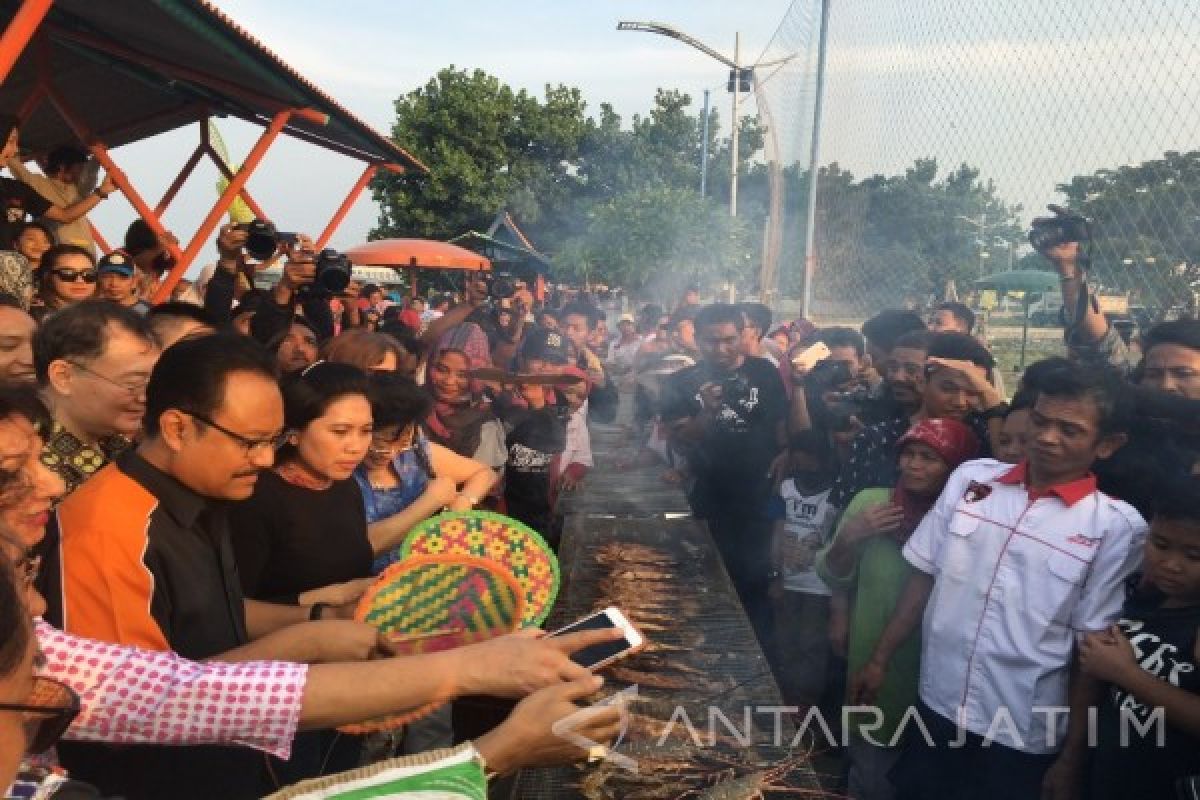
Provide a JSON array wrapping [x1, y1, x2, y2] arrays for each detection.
[[1091, 580, 1200, 800], [494, 395, 567, 541], [661, 356, 787, 515], [0, 175, 51, 247], [228, 470, 374, 603]]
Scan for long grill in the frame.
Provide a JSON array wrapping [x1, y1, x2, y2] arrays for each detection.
[[511, 427, 828, 799]]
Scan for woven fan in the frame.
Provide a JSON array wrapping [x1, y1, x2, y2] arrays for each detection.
[[397, 510, 560, 627], [338, 554, 525, 734]]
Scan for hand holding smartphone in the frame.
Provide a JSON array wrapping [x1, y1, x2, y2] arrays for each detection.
[[791, 341, 831, 373], [547, 607, 644, 671]]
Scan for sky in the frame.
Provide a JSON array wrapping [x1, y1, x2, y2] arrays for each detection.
[[86, 0, 792, 267], [80, 0, 1200, 285]]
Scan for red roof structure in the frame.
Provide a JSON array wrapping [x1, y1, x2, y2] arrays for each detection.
[[0, 0, 427, 299]]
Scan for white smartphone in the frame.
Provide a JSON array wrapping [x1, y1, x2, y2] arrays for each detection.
[[791, 341, 831, 372], [547, 606, 644, 671]]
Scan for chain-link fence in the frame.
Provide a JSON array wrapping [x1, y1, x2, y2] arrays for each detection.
[[752, 0, 1200, 334]]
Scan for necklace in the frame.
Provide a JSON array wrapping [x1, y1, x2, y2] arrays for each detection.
[[275, 461, 332, 490]]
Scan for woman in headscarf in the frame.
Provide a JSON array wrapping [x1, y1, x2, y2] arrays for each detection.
[[815, 417, 979, 800], [421, 324, 507, 475], [355, 372, 495, 571]]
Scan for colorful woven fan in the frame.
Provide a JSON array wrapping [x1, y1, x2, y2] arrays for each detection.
[[397, 510, 560, 627], [338, 554, 525, 734]]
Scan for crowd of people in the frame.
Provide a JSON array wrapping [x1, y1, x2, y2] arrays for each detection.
[[618, 252, 1200, 798], [1, 104, 1200, 800]]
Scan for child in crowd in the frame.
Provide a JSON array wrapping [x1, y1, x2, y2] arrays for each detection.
[[993, 389, 1033, 464], [767, 431, 839, 711], [1080, 476, 1200, 800], [816, 418, 979, 800]]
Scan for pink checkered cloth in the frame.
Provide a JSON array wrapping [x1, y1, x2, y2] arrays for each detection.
[[35, 619, 308, 758]]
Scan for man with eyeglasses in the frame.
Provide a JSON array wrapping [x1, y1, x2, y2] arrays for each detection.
[[45, 333, 398, 799], [34, 301, 160, 495]]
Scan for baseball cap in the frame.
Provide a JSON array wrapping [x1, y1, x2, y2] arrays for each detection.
[[96, 251, 134, 277], [618, 312, 635, 324], [521, 328, 570, 365]]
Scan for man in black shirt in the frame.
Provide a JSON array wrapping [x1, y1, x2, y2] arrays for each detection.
[[48, 334, 390, 800], [661, 303, 787, 641]]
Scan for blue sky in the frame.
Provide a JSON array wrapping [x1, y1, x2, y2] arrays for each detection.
[[87, 1, 791, 263]]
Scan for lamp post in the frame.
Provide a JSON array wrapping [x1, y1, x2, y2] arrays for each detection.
[[955, 213, 1011, 279], [617, 21, 749, 216]]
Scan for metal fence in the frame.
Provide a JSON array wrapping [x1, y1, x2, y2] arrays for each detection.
[[751, 0, 1200, 326]]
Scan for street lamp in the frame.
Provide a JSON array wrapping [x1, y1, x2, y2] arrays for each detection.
[[955, 213, 1012, 278], [617, 20, 751, 216]]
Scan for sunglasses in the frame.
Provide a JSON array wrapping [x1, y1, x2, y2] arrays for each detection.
[[50, 268, 97, 283], [0, 675, 81, 754]]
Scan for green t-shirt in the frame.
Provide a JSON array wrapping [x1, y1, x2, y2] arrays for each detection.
[[816, 487, 921, 744]]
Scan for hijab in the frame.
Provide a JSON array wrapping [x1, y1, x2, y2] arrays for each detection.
[[892, 417, 980, 536]]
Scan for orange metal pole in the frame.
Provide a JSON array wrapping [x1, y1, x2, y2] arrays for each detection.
[[158, 109, 293, 302], [87, 221, 110, 254], [16, 83, 46, 120], [43, 85, 187, 274], [315, 163, 378, 249], [0, 0, 53, 86], [155, 142, 205, 216]]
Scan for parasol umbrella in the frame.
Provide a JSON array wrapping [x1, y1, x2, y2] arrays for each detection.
[[344, 239, 491, 297], [975, 270, 1060, 369]]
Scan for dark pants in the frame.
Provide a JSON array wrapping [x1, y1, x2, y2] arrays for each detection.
[[891, 702, 1057, 800], [706, 512, 774, 651]]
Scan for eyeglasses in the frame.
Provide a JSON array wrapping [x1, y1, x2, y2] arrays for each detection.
[[369, 424, 415, 456], [0, 676, 81, 754], [185, 412, 287, 456], [66, 360, 150, 396], [50, 268, 97, 284]]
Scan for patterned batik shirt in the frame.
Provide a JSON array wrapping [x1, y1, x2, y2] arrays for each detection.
[[40, 421, 132, 495]]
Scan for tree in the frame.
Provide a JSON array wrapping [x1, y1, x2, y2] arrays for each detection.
[[555, 187, 756, 300], [372, 68, 770, 296], [1056, 150, 1200, 311], [780, 159, 1023, 313], [371, 67, 589, 244]]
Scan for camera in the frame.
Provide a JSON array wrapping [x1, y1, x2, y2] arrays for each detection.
[[721, 372, 751, 405], [1028, 205, 1090, 252], [805, 358, 855, 391], [311, 248, 352, 293], [235, 219, 299, 261], [490, 272, 516, 300]]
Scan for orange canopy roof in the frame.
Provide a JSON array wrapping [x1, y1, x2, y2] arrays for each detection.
[[344, 239, 492, 271]]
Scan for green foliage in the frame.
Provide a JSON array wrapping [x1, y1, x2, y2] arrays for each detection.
[[780, 159, 1024, 311], [370, 67, 588, 243], [555, 187, 756, 295], [372, 66, 1033, 309], [1056, 150, 1200, 309], [372, 68, 765, 297]]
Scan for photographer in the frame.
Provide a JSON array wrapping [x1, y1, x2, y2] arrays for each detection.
[[204, 224, 339, 350], [660, 303, 788, 641], [423, 274, 528, 366], [786, 326, 870, 438], [830, 331, 1002, 510], [1032, 206, 1137, 374]]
